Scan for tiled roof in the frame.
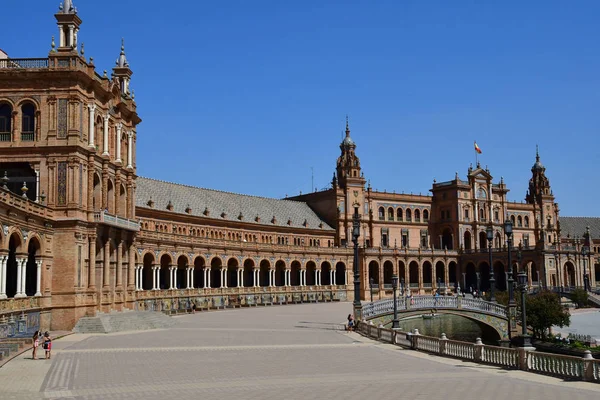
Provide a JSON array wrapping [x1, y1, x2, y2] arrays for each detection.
[[559, 217, 600, 239], [136, 177, 333, 231]]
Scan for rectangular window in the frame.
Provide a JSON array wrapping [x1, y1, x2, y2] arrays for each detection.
[[523, 234, 530, 248], [464, 209, 469, 219], [381, 228, 389, 248]]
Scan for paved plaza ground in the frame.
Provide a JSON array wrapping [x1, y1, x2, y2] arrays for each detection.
[[1, 302, 599, 400], [554, 309, 600, 340]]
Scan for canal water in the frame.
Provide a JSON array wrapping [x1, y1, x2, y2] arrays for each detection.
[[391, 314, 499, 345]]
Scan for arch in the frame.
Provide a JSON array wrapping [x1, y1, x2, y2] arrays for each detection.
[[406, 208, 412, 222], [383, 260, 394, 287], [510, 215, 516, 225], [387, 207, 394, 221], [495, 232, 501, 249], [517, 216, 523, 227], [396, 208, 403, 221], [93, 173, 102, 211], [378, 207, 384, 220], [290, 260, 301, 286], [193, 256, 206, 288], [448, 261, 457, 285], [398, 261, 406, 286], [159, 253, 172, 290], [564, 261, 576, 287], [321, 261, 332, 285], [464, 231, 472, 250], [409, 261, 419, 288], [414, 209, 421, 222], [25, 236, 42, 296], [442, 228, 453, 250], [5, 232, 23, 298], [259, 259, 271, 287], [422, 261, 432, 287], [478, 261, 490, 292], [142, 252, 155, 290], [493, 261, 506, 291], [524, 216, 530, 228], [423, 209, 429, 221], [210, 257, 223, 288], [435, 261, 445, 287], [227, 257, 239, 288], [335, 261, 346, 285], [368, 260, 379, 287], [465, 262, 477, 293], [20, 102, 36, 140], [118, 184, 127, 218], [0, 101, 13, 138], [106, 179, 115, 214], [176, 255, 188, 289], [480, 231, 488, 249], [306, 261, 316, 286], [275, 260, 286, 286], [530, 261, 539, 286]]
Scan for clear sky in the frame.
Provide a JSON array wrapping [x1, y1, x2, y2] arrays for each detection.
[[3, 1, 599, 216]]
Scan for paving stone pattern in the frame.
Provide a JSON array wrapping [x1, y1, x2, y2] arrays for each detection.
[[1, 303, 599, 399]]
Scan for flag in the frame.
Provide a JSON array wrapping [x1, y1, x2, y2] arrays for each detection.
[[474, 141, 482, 154]]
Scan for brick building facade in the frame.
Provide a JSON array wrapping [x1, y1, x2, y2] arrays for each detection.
[[0, 2, 597, 331]]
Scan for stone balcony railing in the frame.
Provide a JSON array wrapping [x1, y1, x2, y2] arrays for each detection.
[[0, 58, 49, 69], [0, 188, 53, 220], [356, 323, 600, 383], [363, 247, 460, 257], [94, 211, 140, 232]]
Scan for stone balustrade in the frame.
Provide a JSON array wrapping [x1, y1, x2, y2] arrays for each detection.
[[362, 295, 508, 319], [355, 322, 600, 383]]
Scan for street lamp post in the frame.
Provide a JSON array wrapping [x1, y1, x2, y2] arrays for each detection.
[[352, 206, 362, 319], [487, 225, 496, 302], [583, 226, 591, 292], [504, 219, 516, 337], [369, 277, 374, 303], [400, 277, 405, 297], [392, 275, 399, 329], [517, 243, 523, 289], [517, 270, 532, 347]]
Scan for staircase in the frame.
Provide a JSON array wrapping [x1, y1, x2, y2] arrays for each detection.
[[0, 338, 32, 366], [588, 292, 600, 307], [73, 310, 176, 334]]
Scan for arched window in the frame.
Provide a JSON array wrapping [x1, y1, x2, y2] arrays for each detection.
[[414, 209, 421, 222], [21, 103, 35, 141], [524, 216, 530, 228], [406, 208, 412, 222], [510, 215, 516, 225], [0, 103, 12, 141], [387, 207, 394, 221], [396, 208, 403, 221], [517, 216, 523, 227], [479, 208, 485, 220], [423, 209, 429, 221], [378, 207, 384, 220]]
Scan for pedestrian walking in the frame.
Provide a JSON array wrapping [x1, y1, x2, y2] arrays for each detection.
[[43, 331, 52, 360], [32, 330, 40, 360]]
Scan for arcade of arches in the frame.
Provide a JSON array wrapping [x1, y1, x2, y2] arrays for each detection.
[[0, 229, 44, 300]]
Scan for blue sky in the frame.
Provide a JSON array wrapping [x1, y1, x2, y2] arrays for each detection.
[[3, 1, 599, 215]]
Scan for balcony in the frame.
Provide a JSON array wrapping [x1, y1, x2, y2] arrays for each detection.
[[0, 58, 49, 69], [94, 211, 140, 232], [21, 132, 34, 141], [0, 132, 10, 142]]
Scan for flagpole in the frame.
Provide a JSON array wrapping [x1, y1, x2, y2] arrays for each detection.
[[474, 141, 478, 166]]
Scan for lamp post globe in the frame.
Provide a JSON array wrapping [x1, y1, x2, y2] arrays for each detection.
[[392, 275, 399, 329], [486, 225, 495, 302]]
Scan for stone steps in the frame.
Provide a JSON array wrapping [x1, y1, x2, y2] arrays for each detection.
[[73, 311, 175, 334]]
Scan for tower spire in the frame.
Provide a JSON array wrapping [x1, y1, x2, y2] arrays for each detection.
[[536, 144, 540, 162], [345, 115, 350, 137], [113, 38, 133, 96], [54, 0, 82, 52]]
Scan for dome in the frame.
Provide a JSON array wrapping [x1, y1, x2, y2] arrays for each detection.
[[341, 135, 355, 147], [532, 147, 544, 172]]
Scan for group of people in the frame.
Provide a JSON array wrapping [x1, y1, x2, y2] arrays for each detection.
[[31, 331, 52, 360]]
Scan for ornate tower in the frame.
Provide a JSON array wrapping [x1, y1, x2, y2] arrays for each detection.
[[54, 0, 81, 52], [112, 39, 133, 96], [525, 147, 558, 247], [335, 117, 366, 246]]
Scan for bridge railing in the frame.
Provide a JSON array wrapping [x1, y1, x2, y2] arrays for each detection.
[[362, 295, 507, 319], [355, 323, 600, 383]]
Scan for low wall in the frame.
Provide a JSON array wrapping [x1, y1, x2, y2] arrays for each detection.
[[356, 322, 600, 384]]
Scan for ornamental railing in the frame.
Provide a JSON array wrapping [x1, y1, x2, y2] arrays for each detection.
[[362, 295, 508, 319], [94, 211, 140, 232], [0, 58, 49, 69], [355, 324, 600, 383]]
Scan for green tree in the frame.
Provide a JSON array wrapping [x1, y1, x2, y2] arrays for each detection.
[[525, 290, 570, 339], [570, 288, 588, 308]]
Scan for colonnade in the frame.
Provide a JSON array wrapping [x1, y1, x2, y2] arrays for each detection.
[[0, 256, 42, 299]]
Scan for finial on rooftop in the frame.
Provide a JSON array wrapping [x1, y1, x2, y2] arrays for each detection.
[[51, 36, 56, 52], [345, 115, 350, 137], [80, 42, 84, 55], [21, 182, 28, 198], [103, 70, 107, 78], [536, 144, 539, 161], [455, 171, 458, 179], [131, 90, 135, 101]]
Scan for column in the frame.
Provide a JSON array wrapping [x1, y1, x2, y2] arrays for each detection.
[[314, 270, 318, 287], [127, 245, 135, 290], [284, 270, 288, 286], [329, 270, 333, 286], [115, 123, 122, 163], [102, 115, 109, 156], [151, 266, 156, 290], [301, 270, 305, 286], [0, 256, 7, 299], [185, 267, 190, 289], [191, 267, 195, 288], [15, 259, 24, 298], [203, 267, 207, 288], [268, 269, 272, 287], [116, 241, 123, 288], [169, 266, 174, 289], [136, 265, 142, 290], [35, 260, 42, 296], [126, 131, 133, 169], [103, 240, 110, 288], [88, 235, 96, 289], [240, 268, 244, 287], [58, 25, 64, 47], [333, 270, 337, 286], [68, 24, 74, 47], [254, 269, 259, 287], [207, 268, 211, 288], [88, 104, 95, 147]]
